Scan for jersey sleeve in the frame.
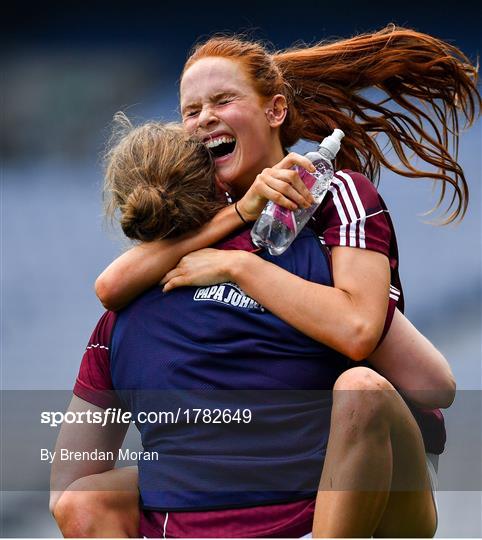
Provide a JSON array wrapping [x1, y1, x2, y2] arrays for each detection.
[[318, 170, 391, 256], [73, 311, 120, 409]]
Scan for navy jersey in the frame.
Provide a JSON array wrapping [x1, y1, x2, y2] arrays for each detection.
[[108, 227, 349, 511], [74, 204, 446, 516]]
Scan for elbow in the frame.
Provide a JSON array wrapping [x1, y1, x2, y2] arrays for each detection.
[[344, 319, 381, 362], [95, 276, 121, 311]]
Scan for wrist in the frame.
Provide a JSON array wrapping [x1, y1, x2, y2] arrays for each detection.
[[225, 250, 255, 282], [235, 198, 258, 222], [234, 201, 249, 225]]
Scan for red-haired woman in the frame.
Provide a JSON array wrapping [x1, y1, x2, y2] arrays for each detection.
[[51, 25, 480, 537]]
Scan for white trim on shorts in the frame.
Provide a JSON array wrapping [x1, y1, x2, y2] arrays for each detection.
[[426, 452, 439, 531], [300, 452, 439, 538]]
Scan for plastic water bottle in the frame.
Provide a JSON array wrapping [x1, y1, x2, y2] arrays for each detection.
[[251, 128, 345, 255]]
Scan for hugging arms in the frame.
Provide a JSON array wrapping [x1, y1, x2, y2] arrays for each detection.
[[51, 24, 481, 537]]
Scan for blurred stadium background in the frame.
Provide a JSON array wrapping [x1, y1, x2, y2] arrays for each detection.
[[2, 0, 481, 536]]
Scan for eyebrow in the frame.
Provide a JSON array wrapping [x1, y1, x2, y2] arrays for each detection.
[[181, 91, 238, 113]]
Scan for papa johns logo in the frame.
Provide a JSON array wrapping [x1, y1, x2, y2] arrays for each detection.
[[193, 282, 265, 312]]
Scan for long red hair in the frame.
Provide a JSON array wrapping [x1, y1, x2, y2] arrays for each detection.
[[183, 24, 481, 222]]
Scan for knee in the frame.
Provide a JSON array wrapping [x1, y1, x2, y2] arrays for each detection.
[[52, 487, 116, 537], [334, 366, 394, 392], [332, 367, 395, 436]]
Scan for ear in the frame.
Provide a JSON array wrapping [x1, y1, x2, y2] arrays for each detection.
[[265, 94, 288, 128]]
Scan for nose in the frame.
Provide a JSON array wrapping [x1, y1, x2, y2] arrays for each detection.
[[197, 104, 218, 130]]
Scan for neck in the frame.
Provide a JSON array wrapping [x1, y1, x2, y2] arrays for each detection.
[[231, 139, 286, 199]]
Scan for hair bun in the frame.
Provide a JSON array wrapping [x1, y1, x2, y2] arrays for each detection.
[[121, 185, 171, 242]]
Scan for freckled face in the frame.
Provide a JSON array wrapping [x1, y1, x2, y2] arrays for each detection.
[[180, 57, 282, 198]]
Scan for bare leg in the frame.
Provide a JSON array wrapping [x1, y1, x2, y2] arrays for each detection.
[[368, 308, 455, 409], [312, 367, 437, 538], [53, 466, 139, 538]]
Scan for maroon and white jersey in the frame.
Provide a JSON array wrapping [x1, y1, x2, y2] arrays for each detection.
[[311, 169, 445, 453], [312, 169, 403, 338]]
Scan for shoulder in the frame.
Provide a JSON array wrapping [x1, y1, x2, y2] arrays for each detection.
[[314, 169, 392, 253], [73, 310, 119, 407], [330, 169, 385, 214], [88, 310, 117, 347], [334, 169, 375, 188], [115, 286, 164, 320]]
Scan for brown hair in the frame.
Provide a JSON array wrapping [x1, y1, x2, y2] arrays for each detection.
[[104, 112, 225, 242], [183, 24, 481, 222]]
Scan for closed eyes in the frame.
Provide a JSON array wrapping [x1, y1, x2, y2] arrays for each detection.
[[182, 94, 237, 119]]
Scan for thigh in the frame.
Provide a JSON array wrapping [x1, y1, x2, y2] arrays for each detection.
[[373, 395, 437, 538], [374, 485, 437, 538], [369, 308, 454, 409]]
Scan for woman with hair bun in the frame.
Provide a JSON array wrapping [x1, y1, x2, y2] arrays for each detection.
[[52, 24, 480, 537], [103, 112, 224, 242]]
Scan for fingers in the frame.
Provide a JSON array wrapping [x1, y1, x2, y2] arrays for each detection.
[[272, 152, 316, 174], [264, 176, 310, 210], [272, 169, 316, 206], [261, 184, 299, 211], [162, 276, 187, 293], [160, 268, 183, 285], [160, 251, 201, 285], [161, 267, 188, 292], [256, 167, 315, 209]]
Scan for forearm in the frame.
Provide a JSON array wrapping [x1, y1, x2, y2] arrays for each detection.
[[49, 396, 127, 513], [96, 204, 244, 310], [230, 252, 387, 360]]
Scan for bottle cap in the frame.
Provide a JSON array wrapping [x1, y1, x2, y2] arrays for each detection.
[[319, 128, 345, 157]]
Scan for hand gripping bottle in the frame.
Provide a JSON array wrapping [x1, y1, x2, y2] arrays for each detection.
[[251, 128, 345, 255]]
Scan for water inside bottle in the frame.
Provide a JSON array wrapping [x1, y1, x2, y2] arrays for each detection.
[[251, 212, 293, 255]]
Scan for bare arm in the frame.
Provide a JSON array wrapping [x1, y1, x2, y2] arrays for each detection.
[[232, 246, 389, 360], [96, 152, 316, 311], [163, 245, 390, 361], [229, 248, 456, 407], [162, 246, 456, 408], [96, 204, 244, 311], [49, 395, 129, 514]]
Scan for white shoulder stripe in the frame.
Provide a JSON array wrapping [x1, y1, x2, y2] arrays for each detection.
[[328, 183, 349, 247], [331, 178, 357, 247], [336, 171, 367, 249], [389, 284, 400, 301], [328, 171, 386, 249]]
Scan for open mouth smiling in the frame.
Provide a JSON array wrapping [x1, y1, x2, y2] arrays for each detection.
[[205, 135, 236, 159]]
